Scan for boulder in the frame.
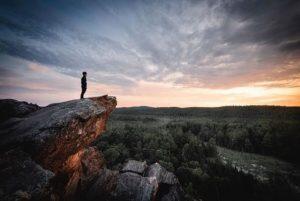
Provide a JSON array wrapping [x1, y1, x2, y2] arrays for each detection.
[[121, 160, 147, 175], [0, 95, 117, 172], [0, 95, 117, 201], [114, 172, 156, 201], [83, 159, 184, 201], [146, 163, 179, 185], [83, 160, 183, 201]]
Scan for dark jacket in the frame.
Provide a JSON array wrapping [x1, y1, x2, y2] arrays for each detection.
[[81, 76, 87, 89]]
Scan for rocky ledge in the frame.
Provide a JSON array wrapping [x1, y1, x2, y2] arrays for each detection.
[[87, 160, 184, 201], [0, 96, 184, 201]]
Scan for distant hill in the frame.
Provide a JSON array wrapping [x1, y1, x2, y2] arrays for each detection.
[[115, 106, 300, 120]]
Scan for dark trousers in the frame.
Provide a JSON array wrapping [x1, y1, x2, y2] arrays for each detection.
[[80, 87, 86, 99]]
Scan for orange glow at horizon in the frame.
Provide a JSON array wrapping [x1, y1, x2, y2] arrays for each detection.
[[1, 62, 300, 107]]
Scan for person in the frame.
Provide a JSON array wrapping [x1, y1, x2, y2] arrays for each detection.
[[80, 71, 87, 99]]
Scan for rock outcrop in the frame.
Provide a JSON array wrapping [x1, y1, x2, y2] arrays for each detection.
[[0, 96, 116, 172], [0, 99, 40, 122], [121, 160, 147, 174], [0, 96, 184, 201], [0, 95, 116, 200], [86, 160, 184, 201]]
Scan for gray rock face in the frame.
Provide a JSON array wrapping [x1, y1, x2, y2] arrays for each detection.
[[114, 172, 156, 201], [0, 99, 40, 122], [73, 159, 184, 201], [0, 96, 117, 171], [146, 163, 179, 185], [83, 161, 183, 201], [121, 160, 147, 175], [0, 96, 117, 200]]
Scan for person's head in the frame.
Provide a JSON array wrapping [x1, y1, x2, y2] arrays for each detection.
[[82, 71, 87, 77]]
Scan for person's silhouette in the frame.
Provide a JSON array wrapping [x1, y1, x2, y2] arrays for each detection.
[[80, 72, 87, 99]]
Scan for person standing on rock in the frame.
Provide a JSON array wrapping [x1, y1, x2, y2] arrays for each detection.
[[80, 71, 87, 99]]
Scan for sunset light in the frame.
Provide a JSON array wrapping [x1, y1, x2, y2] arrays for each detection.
[[0, 0, 299, 107]]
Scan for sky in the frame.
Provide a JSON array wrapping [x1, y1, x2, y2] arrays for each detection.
[[0, 0, 300, 107]]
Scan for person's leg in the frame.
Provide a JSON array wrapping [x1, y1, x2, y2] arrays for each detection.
[[80, 88, 85, 99], [83, 88, 86, 98], [81, 88, 86, 99]]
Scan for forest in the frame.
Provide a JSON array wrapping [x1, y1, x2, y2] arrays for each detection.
[[96, 106, 300, 201]]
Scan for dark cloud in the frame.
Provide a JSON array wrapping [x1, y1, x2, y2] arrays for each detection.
[[280, 40, 300, 52], [222, 0, 300, 47]]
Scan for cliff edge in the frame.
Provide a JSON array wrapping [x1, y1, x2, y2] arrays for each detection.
[[0, 96, 183, 201], [0, 96, 116, 200]]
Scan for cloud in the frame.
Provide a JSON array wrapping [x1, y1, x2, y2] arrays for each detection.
[[222, 0, 300, 46], [0, 0, 300, 106]]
